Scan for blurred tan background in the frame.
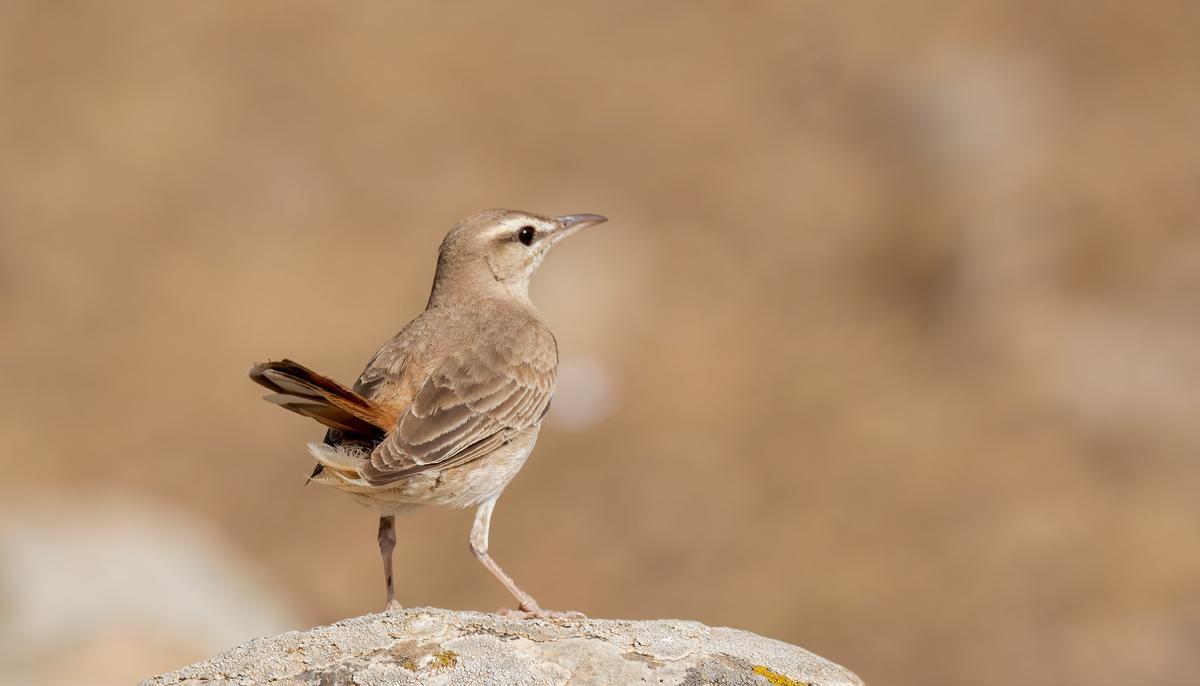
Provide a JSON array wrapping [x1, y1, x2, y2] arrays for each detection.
[[2, 2, 1199, 685]]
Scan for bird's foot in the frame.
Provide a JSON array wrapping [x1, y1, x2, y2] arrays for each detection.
[[497, 605, 586, 620], [383, 599, 403, 612]]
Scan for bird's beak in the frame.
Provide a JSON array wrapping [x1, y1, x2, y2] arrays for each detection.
[[553, 214, 607, 242]]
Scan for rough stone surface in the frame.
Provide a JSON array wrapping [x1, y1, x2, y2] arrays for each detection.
[[140, 608, 862, 686]]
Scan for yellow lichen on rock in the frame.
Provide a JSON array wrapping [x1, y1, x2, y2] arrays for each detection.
[[752, 664, 809, 686], [431, 650, 457, 670]]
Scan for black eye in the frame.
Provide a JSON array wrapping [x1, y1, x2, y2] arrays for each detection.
[[517, 226, 536, 246]]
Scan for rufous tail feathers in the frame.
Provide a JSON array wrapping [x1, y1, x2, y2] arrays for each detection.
[[248, 359, 391, 438]]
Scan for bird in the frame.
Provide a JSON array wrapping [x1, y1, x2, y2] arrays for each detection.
[[248, 209, 607, 618]]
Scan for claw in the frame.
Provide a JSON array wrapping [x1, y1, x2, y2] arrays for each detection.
[[497, 607, 586, 620]]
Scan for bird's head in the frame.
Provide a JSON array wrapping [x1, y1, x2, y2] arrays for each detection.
[[429, 209, 607, 305]]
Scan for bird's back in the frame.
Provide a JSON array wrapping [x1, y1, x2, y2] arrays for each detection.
[[352, 299, 557, 418]]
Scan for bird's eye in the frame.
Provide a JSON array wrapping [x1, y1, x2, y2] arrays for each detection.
[[517, 226, 536, 246]]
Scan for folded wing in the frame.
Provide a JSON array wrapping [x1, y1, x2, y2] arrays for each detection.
[[362, 328, 556, 485]]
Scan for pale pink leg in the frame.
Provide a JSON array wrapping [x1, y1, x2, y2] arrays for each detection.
[[378, 515, 401, 611], [469, 497, 583, 619]]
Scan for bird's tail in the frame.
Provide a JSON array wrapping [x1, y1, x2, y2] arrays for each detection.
[[248, 359, 392, 439]]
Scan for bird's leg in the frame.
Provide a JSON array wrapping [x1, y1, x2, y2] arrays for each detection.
[[377, 514, 400, 611], [469, 497, 584, 620], [469, 498, 537, 609]]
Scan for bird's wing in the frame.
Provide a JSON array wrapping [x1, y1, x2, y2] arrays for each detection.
[[361, 324, 557, 485]]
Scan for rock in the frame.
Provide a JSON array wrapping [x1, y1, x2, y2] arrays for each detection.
[[140, 607, 862, 686]]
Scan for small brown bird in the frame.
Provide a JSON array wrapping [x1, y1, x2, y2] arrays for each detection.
[[249, 209, 606, 618]]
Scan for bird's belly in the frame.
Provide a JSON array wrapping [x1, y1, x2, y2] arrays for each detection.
[[351, 429, 539, 511]]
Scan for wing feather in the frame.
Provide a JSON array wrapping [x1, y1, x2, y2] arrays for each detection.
[[362, 324, 556, 485]]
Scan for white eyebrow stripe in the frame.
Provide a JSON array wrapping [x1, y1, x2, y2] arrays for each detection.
[[482, 224, 519, 240], [482, 218, 545, 241]]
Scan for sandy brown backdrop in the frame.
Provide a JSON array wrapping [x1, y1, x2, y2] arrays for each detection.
[[2, 2, 1199, 685]]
